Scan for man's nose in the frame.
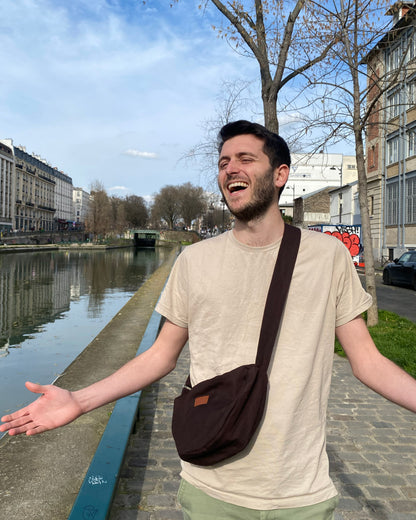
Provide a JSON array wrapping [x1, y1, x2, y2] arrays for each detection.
[[225, 159, 239, 174]]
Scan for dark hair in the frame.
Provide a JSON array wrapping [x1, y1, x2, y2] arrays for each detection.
[[217, 120, 291, 169]]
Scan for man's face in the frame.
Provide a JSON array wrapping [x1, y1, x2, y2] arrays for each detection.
[[217, 134, 277, 222]]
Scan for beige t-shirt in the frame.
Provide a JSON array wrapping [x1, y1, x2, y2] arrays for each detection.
[[156, 228, 372, 510]]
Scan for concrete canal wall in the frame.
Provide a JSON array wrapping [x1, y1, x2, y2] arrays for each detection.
[[0, 247, 178, 520]]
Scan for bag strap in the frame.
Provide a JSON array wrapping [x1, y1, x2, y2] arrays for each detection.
[[255, 223, 301, 368]]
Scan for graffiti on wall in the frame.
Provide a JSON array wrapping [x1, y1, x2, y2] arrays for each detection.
[[309, 224, 363, 266]]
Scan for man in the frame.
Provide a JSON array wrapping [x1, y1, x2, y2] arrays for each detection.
[[2, 120, 416, 520]]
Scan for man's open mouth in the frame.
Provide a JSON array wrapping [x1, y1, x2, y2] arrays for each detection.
[[228, 181, 249, 193]]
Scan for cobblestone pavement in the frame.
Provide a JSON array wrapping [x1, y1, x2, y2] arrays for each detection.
[[109, 350, 416, 520]]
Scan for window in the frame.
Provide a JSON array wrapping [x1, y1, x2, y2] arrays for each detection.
[[388, 45, 401, 72], [387, 136, 399, 164], [387, 89, 401, 119], [369, 145, 376, 168], [386, 181, 399, 225], [406, 176, 416, 224], [409, 32, 416, 61], [407, 79, 416, 106], [369, 195, 374, 216], [408, 128, 416, 157]]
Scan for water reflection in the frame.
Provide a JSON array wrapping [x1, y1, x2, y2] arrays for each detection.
[[0, 247, 170, 423], [0, 248, 168, 350]]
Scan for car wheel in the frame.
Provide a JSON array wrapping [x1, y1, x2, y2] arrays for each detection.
[[383, 270, 392, 285], [413, 275, 416, 291]]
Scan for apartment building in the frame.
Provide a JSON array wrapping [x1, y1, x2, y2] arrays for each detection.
[[280, 152, 358, 217], [14, 146, 56, 231], [0, 140, 15, 233], [72, 187, 90, 226], [54, 169, 73, 227], [13, 145, 73, 232], [365, 2, 416, 261]]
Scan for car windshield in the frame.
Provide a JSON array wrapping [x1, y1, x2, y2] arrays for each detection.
[[399, 252, 416, 262]]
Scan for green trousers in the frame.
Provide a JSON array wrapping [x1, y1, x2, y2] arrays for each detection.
[[178, 479, 339, 520]]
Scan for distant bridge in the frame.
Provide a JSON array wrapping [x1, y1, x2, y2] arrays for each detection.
[[130, 230, 160, 247]]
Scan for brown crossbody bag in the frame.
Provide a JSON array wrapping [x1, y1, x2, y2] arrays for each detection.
[[171, 223, 301, 466]]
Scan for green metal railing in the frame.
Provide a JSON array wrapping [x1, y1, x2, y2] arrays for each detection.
[[68, 310, 163, 520]]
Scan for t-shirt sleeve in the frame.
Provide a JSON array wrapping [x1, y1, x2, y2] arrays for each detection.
[[155, 250, 189, 328], [335, 240, 372, 327]]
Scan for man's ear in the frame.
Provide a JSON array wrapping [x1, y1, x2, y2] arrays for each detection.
[[274, 164, 290, 190]]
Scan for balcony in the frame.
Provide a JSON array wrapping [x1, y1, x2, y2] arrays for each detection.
[[38, 205, 56, 212], [38, 173, 56, 184]]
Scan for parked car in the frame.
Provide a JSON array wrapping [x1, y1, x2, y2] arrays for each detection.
[[383, 251, 416, 290]]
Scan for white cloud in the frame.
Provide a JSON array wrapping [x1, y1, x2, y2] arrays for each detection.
[[109, 185, 128, 191], [123, 150, 158, 159], [143, 194, 154, 205], [0, 0, 258, 197]]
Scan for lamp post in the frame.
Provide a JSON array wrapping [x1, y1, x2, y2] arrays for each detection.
[[330, 166, 343, 224], [221, 198, 225, 232]]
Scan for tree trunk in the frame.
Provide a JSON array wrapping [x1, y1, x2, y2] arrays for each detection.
[[261, 78, 279, 133], [355, 128, 379, 326]]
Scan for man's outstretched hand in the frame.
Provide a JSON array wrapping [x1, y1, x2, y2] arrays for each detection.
[[0, 382, 83, 436]]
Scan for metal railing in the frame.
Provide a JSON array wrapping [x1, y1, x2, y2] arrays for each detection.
[[67, 310, 163, 520]]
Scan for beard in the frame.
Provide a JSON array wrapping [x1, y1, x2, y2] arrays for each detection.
[[220, 168, 276, 222]]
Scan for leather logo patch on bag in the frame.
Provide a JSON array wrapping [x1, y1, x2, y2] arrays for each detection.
[[194, 395, 209, 407]]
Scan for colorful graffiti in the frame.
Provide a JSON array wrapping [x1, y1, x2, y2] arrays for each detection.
[[324, 230, 360, 257], [309, 224, 363, 266]]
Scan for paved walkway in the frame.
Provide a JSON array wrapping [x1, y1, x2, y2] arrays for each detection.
[[109, 349, 416, 520]]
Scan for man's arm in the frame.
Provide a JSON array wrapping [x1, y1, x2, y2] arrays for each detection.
[[336, 316, 416, 413], [0, 319, 188, 436]]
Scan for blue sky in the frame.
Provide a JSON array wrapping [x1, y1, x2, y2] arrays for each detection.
[[1, 0, 260, 200]]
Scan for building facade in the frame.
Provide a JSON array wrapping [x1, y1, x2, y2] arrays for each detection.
[[14, 146, 56, 231], [72, 187, 90, 226], [329, 181, 360, 226], [53, 169, 73, 227], [293, 187, 336, 228], [365, 2, 416, 262], [280, 152, 358, 217], [0, 140, 15, 233], [12, 146, 74, 232]]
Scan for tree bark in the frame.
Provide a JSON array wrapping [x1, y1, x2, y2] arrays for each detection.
[[354, 127, 379, 326], [262, 80, 279, 133]]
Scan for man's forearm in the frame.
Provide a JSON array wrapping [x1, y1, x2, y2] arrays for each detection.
[[74, 339, 180, 414], [0, 320, 188, 437], [337, 316, 416, 413], [354, 352, 416, 413]]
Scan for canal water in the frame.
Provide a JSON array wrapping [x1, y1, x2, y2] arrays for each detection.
[[0, 247, 171, 430]]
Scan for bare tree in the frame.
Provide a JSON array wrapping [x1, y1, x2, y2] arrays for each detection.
[[203, 204, 232, 232], [124, 195, 149, 228], [151, 183, 208, 229], [109, 196, 128, 236], [190, 0, 339, 132], [86, 181, 112, 242], [291, 0, 401, 326], [151, 185, 182, 229], [183, 79, 256, 188], [178, 183, 208, 228]]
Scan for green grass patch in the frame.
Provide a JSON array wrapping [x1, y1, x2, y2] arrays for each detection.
[[335, 310, 416, 378]]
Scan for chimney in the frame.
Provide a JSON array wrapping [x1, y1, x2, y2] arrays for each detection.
[[386, 2, 415, 25]]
